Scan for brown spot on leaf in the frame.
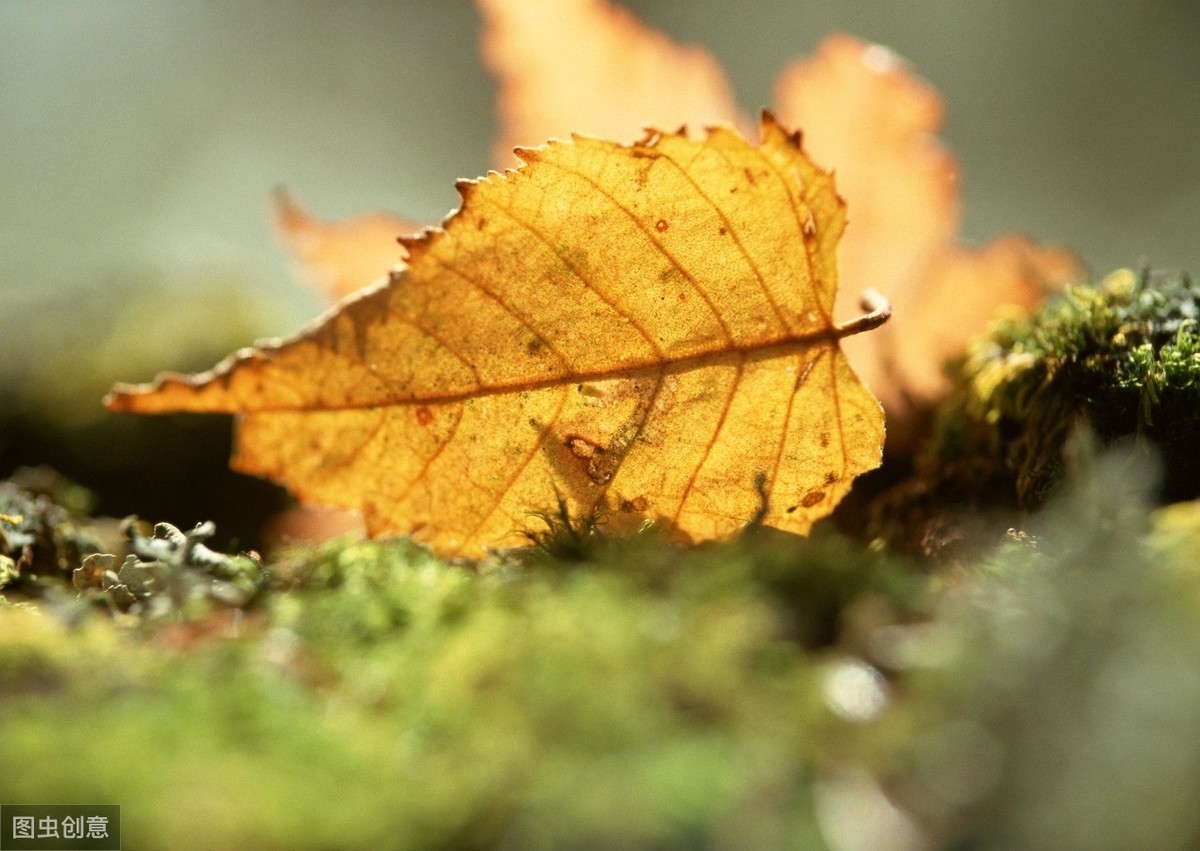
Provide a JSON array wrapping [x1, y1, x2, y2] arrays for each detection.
[[801, 490, 825, 508], [620, 496, 649, 513], [655, 218, 669, 232], [564, 434, 618, 483], [566, 434, 603, 460], [415, 406, 433, 426]]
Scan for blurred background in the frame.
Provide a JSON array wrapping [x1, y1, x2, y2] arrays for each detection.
[[2, 0, 1198, 547]]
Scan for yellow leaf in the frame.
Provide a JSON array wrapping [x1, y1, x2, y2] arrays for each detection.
[[276, 8, 1079, 444], [107, 116, 887, 558]]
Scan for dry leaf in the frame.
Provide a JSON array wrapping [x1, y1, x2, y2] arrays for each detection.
[[108, 116, 886, 558], [274, 189, 414, 301], [885, 235, 1082, 402], [263, 505, 367, 549]]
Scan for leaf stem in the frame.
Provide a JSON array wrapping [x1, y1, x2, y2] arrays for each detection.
[[833, 289, 891, 339]]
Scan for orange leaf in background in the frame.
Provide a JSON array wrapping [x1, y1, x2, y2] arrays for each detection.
[[271, 0, 748, 312], [773, 36, 957, 408], [273, 189, 414, 301], [477, 0, 748, 169], [771, 36, 1081, 412], [885, 235, 1082, 402], [109, 117, 887, 558]]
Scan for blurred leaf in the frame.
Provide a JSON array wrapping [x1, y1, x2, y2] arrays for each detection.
[[273, 190, 415, 302]]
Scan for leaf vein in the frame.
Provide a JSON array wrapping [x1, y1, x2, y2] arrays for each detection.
[[755, 148, 834, 328], [456, 386, 570, 555], [672, 351, 746, 523], [486, 197, 666, 358], [535, 156, 735, 346], [382, 305, 484, 385], [766, 350, 820, 500], [393, 402, 466, 514], [657, 148, 790, 333], [426, 252, 574, 371]]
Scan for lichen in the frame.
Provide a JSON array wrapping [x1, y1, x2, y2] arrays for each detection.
[[0, 470, 104, 593], [73, 519, 264, 620]]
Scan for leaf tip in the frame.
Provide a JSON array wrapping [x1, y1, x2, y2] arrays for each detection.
[[759, 109, 802, 148], [270, 184, 297, 217], [454, 178, 478, 202], [270, 185, 318, 242], [513, 145, 542, 164], [628, 125, 658, 147], [397, 232, 428, 259], [101, 386, 133, 412]]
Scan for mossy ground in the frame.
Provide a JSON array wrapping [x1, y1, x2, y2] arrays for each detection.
[[1, 513, 921, 849], [3, 459, 1200, 849]]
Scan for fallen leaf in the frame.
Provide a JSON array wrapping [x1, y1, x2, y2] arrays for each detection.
[[884, 235, 1082, 402], [108, 116, 887, 558], [274, 189, 414, 301], [263, 505, 367, 549]]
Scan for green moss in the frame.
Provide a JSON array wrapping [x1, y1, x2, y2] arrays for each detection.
[[3, 449, 1200, 847], [880, 268, 1200, 549], [0, 525, 924, 849]]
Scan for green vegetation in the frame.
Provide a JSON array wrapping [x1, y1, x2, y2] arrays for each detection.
[[1, 515, 920, 848], [934, 267, 1200, 505], [876, 268, 1200, 555], [3, 455, 1200, 849]]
